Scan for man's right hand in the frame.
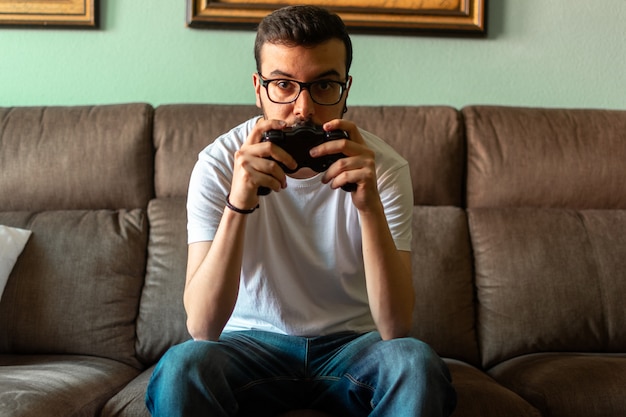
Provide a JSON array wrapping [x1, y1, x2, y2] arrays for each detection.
[[229, 119, 297, 209]]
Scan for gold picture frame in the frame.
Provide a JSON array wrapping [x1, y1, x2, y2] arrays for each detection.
[[0, 0, 96, 27], [187, 0, 485, 34]]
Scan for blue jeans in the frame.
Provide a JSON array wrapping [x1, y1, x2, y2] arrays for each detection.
[[146, 331, 456, 417]]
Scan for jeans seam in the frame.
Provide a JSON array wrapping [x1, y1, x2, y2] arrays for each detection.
[[344, 373, 375, 392], [304, 337, 310, 378], [233, 376, 303, 394]]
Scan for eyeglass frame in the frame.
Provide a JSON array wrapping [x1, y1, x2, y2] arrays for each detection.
[[257, 73, 350, 106]]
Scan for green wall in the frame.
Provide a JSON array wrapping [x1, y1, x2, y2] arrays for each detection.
[[1, 1, 625, 109]]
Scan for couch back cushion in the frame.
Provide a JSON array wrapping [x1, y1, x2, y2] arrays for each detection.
[[153, 105, 261, 199], [469, 208, 626, 368], [464, 106, 626, 209], [411, 207, 479, 365], [0, 104, 154, 211], [136, 198, 191, 365], [347, 106, 464, 206], [153, 105, 465, 207], [136, 201, 480, 366], [0, 209, 147, 368]]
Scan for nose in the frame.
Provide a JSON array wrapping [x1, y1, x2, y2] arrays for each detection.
[[293, 87, 315, 120]]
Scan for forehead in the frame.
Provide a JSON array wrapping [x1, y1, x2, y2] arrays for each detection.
[[259, 39, 347, 79]]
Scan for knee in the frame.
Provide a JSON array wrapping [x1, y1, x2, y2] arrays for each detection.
[[146, 340, 233, 414], [380, 337, 438, 363], [380, 338, 456, 415], [151, 339, 225, 382], [379, 337, 450, 379]]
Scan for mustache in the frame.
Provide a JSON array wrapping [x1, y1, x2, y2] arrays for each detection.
[[291, 118, 316, 128]]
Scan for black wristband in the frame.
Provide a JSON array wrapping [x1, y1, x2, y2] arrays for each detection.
[[225, 193, 259, 214]]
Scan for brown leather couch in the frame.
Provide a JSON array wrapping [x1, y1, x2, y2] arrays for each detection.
[[1, 103, 625, 417]]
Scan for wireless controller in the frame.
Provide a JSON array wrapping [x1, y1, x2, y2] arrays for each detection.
[[258, 124, 357, 195]]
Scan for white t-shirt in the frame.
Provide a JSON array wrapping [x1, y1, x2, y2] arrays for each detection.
[[187, 116, 413, 336]]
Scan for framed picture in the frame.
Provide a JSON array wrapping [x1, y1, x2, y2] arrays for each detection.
[[0, 0, 96, 27], [187, 0, 485, 34]]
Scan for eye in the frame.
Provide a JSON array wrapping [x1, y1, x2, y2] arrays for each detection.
[[273, 80, 297, 91], [315, 81, 333, 91]]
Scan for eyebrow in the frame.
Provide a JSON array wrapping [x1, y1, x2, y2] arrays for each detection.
[[267, 69, 342, 80]]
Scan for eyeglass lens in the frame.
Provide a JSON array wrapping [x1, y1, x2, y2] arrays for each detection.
[[266, 80, 343, 105]]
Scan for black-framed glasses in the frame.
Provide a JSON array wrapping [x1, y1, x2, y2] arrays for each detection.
[[258, 73, 348, 106]]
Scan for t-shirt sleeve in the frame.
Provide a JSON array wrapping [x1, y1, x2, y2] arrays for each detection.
[[378, 162, 413, 252], [186, 119, 255, 244], [186, 140, 241, 244], [186, 156, 224, 244]]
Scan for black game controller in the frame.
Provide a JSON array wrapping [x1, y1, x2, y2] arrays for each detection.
[[257, 124, 357, 195]]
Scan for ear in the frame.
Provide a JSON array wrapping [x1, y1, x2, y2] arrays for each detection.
[[345, 75, 353, 95], [253, 73, 263, 109], [342, 76, 353, 114]]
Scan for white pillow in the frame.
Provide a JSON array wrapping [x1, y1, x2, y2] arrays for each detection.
[[0, 225, 32, 301]]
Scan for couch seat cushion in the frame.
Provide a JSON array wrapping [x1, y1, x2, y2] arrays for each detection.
[[446, 359, 540, 417], [102, 366, 334, 417], [489, 353, 626, 417], [103, 356, 543, 417], [102, 365, 337, 417], [0, 354, 140, 417], [102, 366, 154, 417]]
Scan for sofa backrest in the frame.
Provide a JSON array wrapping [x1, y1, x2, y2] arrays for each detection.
[[463, 106, 626, 368], [464, 106, 626, 210], [0, 104, 154, 369], [0, 104, 154, 211], [348, 106, 465, 206], [17, 103, 625, 372], [153, 104, 262, 198], [151, 105, 466, 206]]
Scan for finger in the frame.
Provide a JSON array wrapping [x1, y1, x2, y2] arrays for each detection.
[[323, 152, 376, 188], [256, 172, 285, 194], [246, 119, 287, 144], [260, 157, 289, 188], [249, 120, 298, 171], [244, 153, 290, 189], [263, 142, 297, 171], [322, 156, 351, 185], [231, 155, 287, 201], [323, 119, 365, 145], [311, 137, 371, 161], [325, 166, 360, 192]]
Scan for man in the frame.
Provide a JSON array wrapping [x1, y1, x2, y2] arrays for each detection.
[[146, 5, 455, 417]]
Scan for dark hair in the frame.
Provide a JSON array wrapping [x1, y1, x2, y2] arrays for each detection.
[[254, 5, 353, 78]]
